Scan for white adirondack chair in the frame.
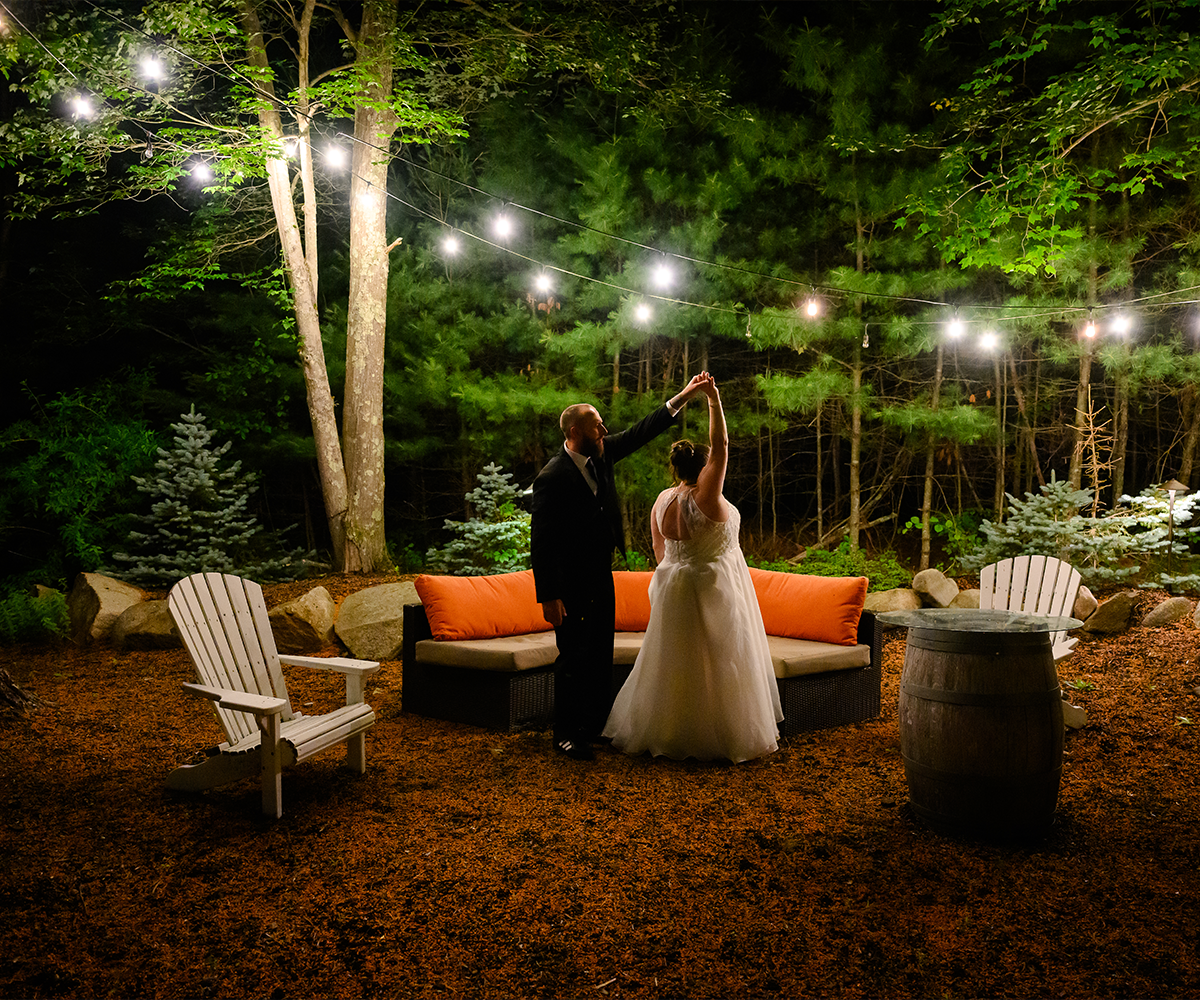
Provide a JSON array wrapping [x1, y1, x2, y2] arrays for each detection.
[[166, 572, 380, 818], [979, 555, 1083, 662]]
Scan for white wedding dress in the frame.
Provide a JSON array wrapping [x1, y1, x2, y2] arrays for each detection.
[[603, 486, 783, 762]]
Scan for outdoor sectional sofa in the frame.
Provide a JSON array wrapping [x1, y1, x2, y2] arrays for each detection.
[[401, 568, 881, 739]]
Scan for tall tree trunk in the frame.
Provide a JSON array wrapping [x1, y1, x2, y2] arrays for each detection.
[[242, 0, 348, 565], [919, 344, 944, 570], [342, 0, 399, 573], [1178, 383, 1200, 487], [1112, 370, 1130, 502], [993, 353, 1005, 520]]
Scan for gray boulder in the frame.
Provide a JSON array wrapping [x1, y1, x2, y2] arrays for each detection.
[[864, 588, 922, 614], [911, 568, 960, 608], [950, 588, 980, 609], [1062, 698, 1088, 730], [333, 580, 419, 660], [269, 586, 336, 654], [1142, 596, 1192, 628], [112, 599, 180, 650], [1073, 585, 1098, 622], [1081, 591, 1138, 635], [68, 572, 145, 644]]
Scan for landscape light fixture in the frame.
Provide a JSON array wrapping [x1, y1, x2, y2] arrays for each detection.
[[1165, 478, 1190, 578]]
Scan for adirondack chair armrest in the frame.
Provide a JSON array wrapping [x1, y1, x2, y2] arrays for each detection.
[[276, 655, 380, 706], [277, 655, 380, 676], [181, 682, 287, 717]]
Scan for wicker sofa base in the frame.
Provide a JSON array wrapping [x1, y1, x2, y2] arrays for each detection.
[[402, 604, 881, 736]]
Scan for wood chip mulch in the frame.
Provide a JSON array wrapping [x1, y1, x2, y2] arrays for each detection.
[[0, 576, 1197, 999]]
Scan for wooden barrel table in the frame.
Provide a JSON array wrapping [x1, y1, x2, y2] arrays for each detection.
[[879, 608, 1082, 840]]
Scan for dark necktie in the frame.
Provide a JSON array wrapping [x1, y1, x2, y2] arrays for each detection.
[[586, 458, 603, 496]]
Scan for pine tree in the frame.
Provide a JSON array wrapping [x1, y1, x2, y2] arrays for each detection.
[[110, 408, 302, 585], [425, 464, 531, 576]]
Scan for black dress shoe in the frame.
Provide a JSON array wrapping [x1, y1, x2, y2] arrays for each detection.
[[554, 738, 594, 761]]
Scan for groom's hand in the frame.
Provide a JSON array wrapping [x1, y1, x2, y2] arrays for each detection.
[[541, 599, 565, 627]]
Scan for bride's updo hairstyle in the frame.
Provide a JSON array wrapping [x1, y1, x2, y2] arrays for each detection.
[[669, 439, 709, 484]]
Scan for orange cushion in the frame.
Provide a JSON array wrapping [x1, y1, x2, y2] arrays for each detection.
[[748, 568, 866, 646], [613, 572, 654, 631], [414, 571, 552, 640]]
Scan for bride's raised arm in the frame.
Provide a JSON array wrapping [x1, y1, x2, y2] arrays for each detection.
[[693, 375, 728, 521]]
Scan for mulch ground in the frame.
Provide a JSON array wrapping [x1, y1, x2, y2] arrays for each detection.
[[1, 574, 1197, 999]]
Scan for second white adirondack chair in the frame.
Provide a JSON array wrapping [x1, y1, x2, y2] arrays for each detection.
[[979, 555, 1083, 662], [166, 572, 380, 818]]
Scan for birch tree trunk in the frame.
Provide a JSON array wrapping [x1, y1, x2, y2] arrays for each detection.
[[342, 0, 399, 572], [919, 344, 944, 570], [242, 0, 349, 565]]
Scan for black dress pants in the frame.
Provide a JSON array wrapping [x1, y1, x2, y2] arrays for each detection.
[[552, 580, 616, 743]]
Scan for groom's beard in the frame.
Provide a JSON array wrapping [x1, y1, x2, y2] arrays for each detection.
[[580, 438, 604, 459]]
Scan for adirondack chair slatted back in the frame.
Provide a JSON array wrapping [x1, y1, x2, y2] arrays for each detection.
[[169, 573, 295, 746], [979, 555, 1082, 656]]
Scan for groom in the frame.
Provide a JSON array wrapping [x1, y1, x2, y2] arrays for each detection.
[[531, 374, 712, 760]]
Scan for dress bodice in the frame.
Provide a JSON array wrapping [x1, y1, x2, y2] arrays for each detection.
[[655, 487, 741, 566]]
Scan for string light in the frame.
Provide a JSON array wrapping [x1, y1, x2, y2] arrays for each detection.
[[494, 213, 514, 240], [13, 6, 1200, 341], [634, 302, 652, 324], [651, 259, 674, 290], [140, 56, 162, 79], [804, 290, 821, 318], [980, 330, 999, 351], [535, 273, 552, 293], [947, 311, 964, 339], [442, 233, 460, 255], [191, 161, 212, 181], [1083, 309, 1097, 338], [325, 146, 347, 169]]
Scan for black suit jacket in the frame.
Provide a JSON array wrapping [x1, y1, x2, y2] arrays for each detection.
[[530, 404, 677, 605]]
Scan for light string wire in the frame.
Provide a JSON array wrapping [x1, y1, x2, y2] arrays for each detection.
[[12, 0, 1200, 332]]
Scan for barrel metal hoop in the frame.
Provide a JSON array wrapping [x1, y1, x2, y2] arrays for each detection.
[[902, 755, 1063, 785], [901, 681, 1062, 708]]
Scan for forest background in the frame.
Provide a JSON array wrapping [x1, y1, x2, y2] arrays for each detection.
[[4, 0, 1200, 596]]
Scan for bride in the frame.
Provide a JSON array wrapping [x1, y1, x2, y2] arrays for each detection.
[[602, 373, 782, 762]]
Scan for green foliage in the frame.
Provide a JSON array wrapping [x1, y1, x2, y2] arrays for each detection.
[[425, 464, 532, 576], [0, 590, 69, 645], [109, 408, 306, 586], [0, 383, 160, 588], [748, 541, 914, 593], [902, 510, 985, 573], [960, 475, 1200, 587]]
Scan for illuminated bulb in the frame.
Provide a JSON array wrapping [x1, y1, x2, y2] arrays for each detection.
[[326, 146, 347, 168], [141, 57, 162, 79], [72, 95, 92, 117], [947, 317, 964, 339], [192, 162, 212, 181], [442, 234, 460, 255], [535, 273, 552, 293], [283, 139, 298, 158], [635, 303, 652, 323], [979, 331, 998, 351], [1084, 319, 1097, 338], [652, 261, 673, 289], [805, 297, 820, 318], [494, 214, 513, 239], [1112, 314, 1131, 336]]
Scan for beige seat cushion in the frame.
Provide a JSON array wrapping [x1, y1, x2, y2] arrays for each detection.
[[414, 634, 558, 672], [415, 631, 869, 678], [768, 636, 870, 678]]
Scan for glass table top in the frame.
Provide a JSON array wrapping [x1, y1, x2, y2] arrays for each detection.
[[876, 608, 1083, 632]]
